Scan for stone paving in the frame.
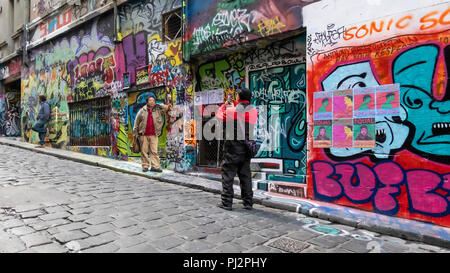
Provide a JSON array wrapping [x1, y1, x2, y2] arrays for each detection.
[[0, 144, 449, 253]]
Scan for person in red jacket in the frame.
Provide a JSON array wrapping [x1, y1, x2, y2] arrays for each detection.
[[216, 88, 258, 210]]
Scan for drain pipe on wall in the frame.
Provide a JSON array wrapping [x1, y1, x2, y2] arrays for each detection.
[[22, 0, 31, 67], [113, 0, 118, 43]]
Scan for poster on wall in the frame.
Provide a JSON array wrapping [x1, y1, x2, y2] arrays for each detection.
[[376, 84, 400, 116], [313, 120, 332, 148], [194, 89, 224, 106], [354, 87, 376, 118], [136, 66, 149, 86], [312, 84, 400, 148], [333, 90, 353, 119], [313, 91, 333, 120], [353, 118, 375, 148], [332, 119, 353, 148]]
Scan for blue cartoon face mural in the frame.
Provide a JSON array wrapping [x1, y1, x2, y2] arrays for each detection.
[[321, 61, 410, 160], [393, 44, 450, 159], [319, 43, 449, 163]]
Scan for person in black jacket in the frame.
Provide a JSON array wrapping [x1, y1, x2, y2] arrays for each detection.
[[32, 95, 51, 148], [216, 88, 258, 210]]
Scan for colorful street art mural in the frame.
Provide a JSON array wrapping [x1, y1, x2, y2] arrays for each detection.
[[195, 34, 306, 179], [247, 57, 307, 181], [0, 92, 21, 137], [22, 14, 118, 150], [184, 0, 319, 58], [306, 2, 450, 227], [21, 0, 193, 171], [117, 0, 193, 170]]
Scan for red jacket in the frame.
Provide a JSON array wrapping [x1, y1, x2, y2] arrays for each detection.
[[216, 101, 258, 157], [216, 100, 258, 125]]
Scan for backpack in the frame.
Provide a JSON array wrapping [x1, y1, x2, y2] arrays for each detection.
[[238, 113, 259, 158], [245, 138, 259, 158]]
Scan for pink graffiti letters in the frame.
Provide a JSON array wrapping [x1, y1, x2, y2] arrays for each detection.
[[406, 170, 450, 216], [74, 53, 116, 85], [311, 160, 450, 217]]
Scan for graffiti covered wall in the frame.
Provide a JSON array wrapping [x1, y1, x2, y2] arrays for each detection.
[[117, 0, 193, 170], [23, 0, 192, 169], [184, 0, 318, 59], [21, 13, 118, 152], [304, 0, 450, 227], [247, 57, 307, 181], [194, 34, 307, 185]]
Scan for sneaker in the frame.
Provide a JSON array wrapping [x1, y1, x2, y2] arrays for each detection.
[[217, 203, 232, 211], [151, 168, 163, 173], [142, 168, 149, 172]]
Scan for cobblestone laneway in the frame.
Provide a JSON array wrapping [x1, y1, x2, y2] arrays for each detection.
[[0, 145, 448, 253]]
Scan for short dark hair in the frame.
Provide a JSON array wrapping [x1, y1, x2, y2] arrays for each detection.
[[237, 88, 252, 101], [146, 96, 156, 103], [360, 125, 368, 130], [322, 98, 329, 104], [363, 95, 371, 101], [39, 95, 47, 102], [386, 92, 395, 98]]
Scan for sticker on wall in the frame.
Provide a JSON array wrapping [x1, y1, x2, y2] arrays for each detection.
[[353, 118, 375, 148], [333, 90, 353, 119], [354, 87, 376, 118], [332, 119, 353, 148], [313, 120, 332, 148], [376, 84, 400, 116], [136, 66, 149, 86], [123, 73, 130, 89], [313, 91, 333, 120]]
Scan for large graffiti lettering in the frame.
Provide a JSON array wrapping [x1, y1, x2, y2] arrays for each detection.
[[73, 53, 116, 86], [184, 0, 319, 58], [312, 161, 450, 217], [306, 2, 450, 227]]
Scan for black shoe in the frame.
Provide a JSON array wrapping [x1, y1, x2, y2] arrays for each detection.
[[142, 168, 149, 172], [151, 168, 163, 173], [217, 203, 232, 211], [243, 204, 253, 210]]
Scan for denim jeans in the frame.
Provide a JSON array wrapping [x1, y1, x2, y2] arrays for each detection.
[[32, 120, 47, 145], [38, 132, 46, 145]]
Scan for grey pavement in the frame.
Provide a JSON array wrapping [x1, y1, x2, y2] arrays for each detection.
[[0, 144, 449, 253]]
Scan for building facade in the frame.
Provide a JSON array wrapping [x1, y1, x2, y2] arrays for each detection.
[[0, 0, 448, 228], [0, 0, 28, 137]]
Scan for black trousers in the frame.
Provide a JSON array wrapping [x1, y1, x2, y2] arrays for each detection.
[[221, 152, 253, 207]]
